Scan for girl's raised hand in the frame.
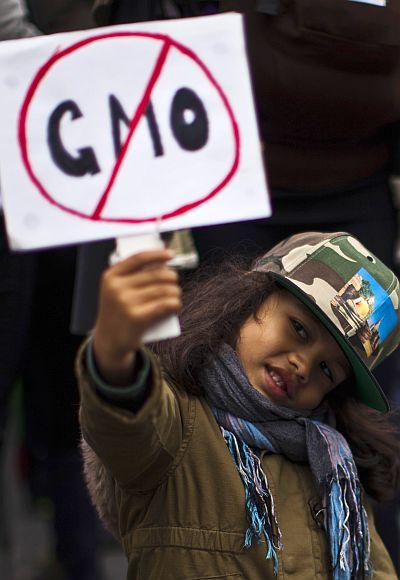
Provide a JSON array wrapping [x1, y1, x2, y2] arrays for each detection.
[[92, 249, 182, 385]]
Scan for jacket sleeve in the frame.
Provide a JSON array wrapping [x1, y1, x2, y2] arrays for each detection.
[[366, 500, 398, 579], [77, 340, 191, 491], [86, 338, 151, 411]]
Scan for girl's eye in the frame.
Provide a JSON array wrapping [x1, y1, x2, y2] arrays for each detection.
[[292, 319, 308, 340], [320, 361, 333, 382]]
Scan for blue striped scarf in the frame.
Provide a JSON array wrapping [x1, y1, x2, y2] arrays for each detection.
[[199, 344, 371, 579]]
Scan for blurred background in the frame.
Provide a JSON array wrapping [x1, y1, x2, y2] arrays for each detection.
[[0, 386, 127, 579]]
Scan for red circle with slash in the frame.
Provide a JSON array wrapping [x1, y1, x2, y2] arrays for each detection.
[[18, 32, 241, 223]]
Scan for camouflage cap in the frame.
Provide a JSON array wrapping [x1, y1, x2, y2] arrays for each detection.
[[253, 232, 400, 412]]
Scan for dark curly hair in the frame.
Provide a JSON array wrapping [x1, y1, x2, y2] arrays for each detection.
[[152, 258, 400, 502]]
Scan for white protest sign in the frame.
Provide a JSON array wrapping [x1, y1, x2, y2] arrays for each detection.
[[0, 13, 271, 250]]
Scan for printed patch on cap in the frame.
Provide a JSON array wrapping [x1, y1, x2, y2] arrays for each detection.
[[331, 268, 396, 357]]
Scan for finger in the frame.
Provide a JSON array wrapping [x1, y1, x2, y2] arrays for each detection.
[[122, 284, 182, 308], [120, 267, 179, 290], [111, 249, 174, 276], [129, 297, 182, 327]]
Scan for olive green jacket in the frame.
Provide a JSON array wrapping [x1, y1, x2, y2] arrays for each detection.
[[78, 346, 396, 579]]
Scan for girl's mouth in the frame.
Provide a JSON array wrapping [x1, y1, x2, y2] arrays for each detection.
[[263, 366, 294, 400]]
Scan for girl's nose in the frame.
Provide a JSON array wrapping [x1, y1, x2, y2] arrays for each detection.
[[288, 351, 312, 384]]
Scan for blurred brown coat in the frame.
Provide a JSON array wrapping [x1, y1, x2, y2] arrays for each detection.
[[27, 0, 95, 33], [91, 0, 400, 193]]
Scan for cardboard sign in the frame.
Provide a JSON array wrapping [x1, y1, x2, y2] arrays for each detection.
[[0, 13, 271, 250]]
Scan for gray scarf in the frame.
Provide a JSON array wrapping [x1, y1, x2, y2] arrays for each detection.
[[198, 343, 371, 579]]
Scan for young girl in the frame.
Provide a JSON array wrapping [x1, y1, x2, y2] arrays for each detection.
[[78, 231, 400, 579]]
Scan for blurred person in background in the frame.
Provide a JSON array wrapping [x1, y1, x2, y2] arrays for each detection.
[[0, 2, 40, 577], [26, 0, 93, 33], [0, 0, 39, 38], [81, 0, 400, 571], [0, 1, 107, 579]]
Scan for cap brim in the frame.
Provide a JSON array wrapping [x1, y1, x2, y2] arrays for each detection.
[[270, 274, 390, 413]]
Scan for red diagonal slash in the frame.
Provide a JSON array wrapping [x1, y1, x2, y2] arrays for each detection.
[[91, 39, 171, 220]]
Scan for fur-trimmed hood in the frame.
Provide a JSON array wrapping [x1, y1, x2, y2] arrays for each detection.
[[80, 436, 120, 539]]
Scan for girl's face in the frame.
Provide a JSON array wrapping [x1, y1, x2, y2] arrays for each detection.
[[236, 290, 352, 410]]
